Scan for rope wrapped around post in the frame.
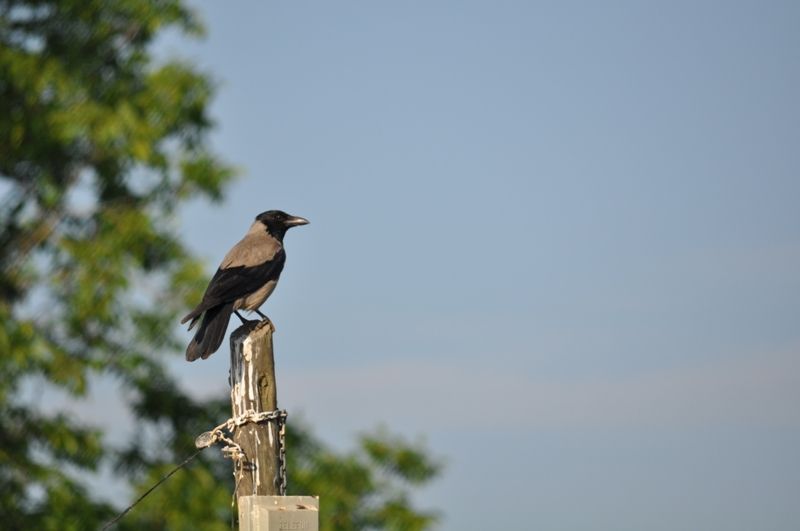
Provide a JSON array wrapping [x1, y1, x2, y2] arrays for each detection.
[[195, 408, 289, 495]]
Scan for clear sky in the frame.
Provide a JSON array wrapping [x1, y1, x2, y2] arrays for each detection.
[[156, 1, 800, 529]]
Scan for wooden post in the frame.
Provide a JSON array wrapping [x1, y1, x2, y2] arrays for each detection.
[[229, 319, 280, 497], [225, 318, 318, 531]]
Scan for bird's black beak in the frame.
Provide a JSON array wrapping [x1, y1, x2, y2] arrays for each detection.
[[285, 215, 309, 227]]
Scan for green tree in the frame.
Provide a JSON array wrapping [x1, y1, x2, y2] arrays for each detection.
[[0, 1, 440, 529]]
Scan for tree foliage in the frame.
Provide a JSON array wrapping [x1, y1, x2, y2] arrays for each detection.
[[0, 1, 440, 528]]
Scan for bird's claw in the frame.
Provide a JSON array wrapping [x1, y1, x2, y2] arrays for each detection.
[[260, 316, 276, 333], [254, 310, 275, 332]]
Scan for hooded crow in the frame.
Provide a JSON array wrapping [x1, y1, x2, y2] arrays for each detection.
[[182, 210, 309, 361]]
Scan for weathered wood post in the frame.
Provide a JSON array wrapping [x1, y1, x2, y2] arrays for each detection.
[[229, 319, 319, 531], [229, 319, 280, 497]]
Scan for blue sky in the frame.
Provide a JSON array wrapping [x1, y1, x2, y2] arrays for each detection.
[[149, 1, 800, 529]]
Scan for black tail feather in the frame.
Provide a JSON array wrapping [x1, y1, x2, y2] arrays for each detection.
[[185, 302, 234, 361], [180, 306, 202, 326]]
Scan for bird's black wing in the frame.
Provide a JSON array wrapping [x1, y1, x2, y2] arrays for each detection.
[[181, 250, 286, 325]]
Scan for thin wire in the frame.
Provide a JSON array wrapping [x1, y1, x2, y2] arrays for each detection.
[[100, 448, 204, 530], [99, 403, 288, 529]]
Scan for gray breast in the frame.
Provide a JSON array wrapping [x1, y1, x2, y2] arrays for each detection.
[[234, 279, 278, 311]]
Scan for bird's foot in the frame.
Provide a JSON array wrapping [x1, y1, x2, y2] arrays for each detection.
[[254, 310, 276, 332], [234, 310, 258, 325]]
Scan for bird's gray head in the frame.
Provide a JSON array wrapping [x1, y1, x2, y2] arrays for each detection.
[[256, 210, 309, 240]]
